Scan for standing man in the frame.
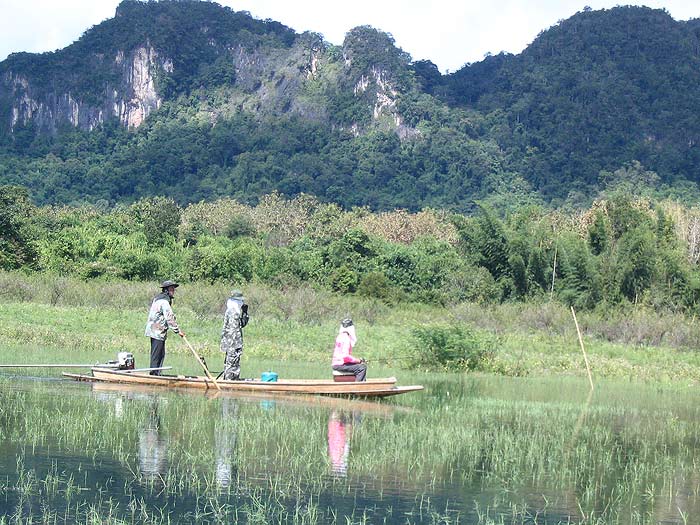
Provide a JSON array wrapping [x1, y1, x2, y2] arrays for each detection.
[[220, 290, 249, 380], [145, 280, 185, 375]]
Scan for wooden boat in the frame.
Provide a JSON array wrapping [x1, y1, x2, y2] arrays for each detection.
[[63, 367, 423, 398]]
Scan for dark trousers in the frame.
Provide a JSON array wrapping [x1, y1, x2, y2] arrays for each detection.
[[223, 347, 243, 380], [150, 338, 166, 375], [333, 363, 367, 381]]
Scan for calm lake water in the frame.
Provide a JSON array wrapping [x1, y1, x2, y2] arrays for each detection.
[[1, 368, 699, 524]]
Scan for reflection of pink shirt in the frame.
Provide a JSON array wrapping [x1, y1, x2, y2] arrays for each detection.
[[328, 418, 349, 474], [332, 329, 360, 366]]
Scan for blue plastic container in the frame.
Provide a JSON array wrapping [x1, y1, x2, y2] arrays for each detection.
[[261, 371, 278, 382]]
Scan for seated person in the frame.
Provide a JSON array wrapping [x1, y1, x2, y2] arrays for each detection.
[[331, 318, 366, 381]]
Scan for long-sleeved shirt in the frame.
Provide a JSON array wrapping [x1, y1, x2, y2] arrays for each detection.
[[144, 292, 181, 341], [221, 297, 246, 352], [332, 328, 361, 366]]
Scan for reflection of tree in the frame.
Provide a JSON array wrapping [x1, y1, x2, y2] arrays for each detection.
[[138, 399, 167, 480], [215, 398, 239, 488], [327, 410, 352, 477]]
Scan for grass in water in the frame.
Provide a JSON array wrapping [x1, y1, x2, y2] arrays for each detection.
[[1, 374, 700, 523], [2, 272, 700, 522]]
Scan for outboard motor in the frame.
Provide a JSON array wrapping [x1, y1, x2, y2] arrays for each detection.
[[117, 352, 135, 370]]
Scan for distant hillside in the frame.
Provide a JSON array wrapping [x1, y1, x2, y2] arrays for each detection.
[[1, 1, 699, 210], [0, 0, 301, 131], [439, 6, 700, 200]]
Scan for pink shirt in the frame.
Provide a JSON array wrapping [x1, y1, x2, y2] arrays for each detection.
[[332, 329, 360, 366]]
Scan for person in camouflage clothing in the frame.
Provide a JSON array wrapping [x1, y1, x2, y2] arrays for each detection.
[[145, 280, 185, 375], [220, 290, 249, 380]]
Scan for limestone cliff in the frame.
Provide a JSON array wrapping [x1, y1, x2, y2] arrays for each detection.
[[0, 1, 417, 138], [1, 43, 171, 132]]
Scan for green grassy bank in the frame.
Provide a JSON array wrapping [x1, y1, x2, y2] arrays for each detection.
[[1, 272, 700, 383]]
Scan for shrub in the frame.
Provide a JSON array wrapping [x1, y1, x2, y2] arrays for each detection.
[[379, 244, 417, 291], [225, 214, 257, 239], [409, 324, 497, 371], [0, 185, 38, 270], [36, 230, 80, 273], [255, 247, 299, 285], [115, 251, 164, 281], [328, 265, 358, 293], [184, 237, 260, 283], [130, 196, 181, 246], [356, 271, 393, 301], [289, 238, 325, 282], [0, 272, 36, 301], [326, 229, 375, 269], [76, 260, 120, 280], [180, 219, 208, 246], [442, 265, 500, 304]]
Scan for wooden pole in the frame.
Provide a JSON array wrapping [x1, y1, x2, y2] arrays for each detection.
[[181, 335, 221, 391], [571, 306, 594, 391]]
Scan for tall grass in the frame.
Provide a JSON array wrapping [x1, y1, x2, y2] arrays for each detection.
[[2, 271, 700, 382], [3, 271, 699, 349]]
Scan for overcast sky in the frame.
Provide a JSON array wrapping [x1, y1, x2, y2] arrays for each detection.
[[1, 0, 699, 73]]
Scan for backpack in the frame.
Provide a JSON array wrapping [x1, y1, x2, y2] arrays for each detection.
[[240, 303, 250, 328]]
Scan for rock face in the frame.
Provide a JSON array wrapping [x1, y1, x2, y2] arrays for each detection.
[[2, 44, 171, 132], [0, 2, 415, 138], [116, 45, 173, 128], [353, 67, 395, 119]]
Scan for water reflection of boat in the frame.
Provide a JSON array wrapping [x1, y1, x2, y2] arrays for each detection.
[[88, 381, 413, 415], [64, 367, 423, 398]]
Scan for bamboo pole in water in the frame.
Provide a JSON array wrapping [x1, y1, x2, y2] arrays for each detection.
[[571, 306, 594, 391]]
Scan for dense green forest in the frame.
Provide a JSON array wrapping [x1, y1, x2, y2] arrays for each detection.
[[2, 1, 700, 316], [3, 184, 700, 314], [1, 2, 700, 211], [438, 7, 700, 200]]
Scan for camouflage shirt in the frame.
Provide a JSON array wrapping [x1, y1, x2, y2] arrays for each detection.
[[144, 292, 181, 341], [220, 298, 247, 352]]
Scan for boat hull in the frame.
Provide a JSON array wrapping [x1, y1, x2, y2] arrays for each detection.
[[63, 367, 423, 398]]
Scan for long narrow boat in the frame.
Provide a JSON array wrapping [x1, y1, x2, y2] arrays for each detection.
[[63, 367, 423, 398]]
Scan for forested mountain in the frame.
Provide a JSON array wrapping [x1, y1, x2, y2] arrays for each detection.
[[439, 6, 700, 201], [1, 1, 699, 210]]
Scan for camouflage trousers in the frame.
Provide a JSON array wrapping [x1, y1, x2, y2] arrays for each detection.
[[223, 347, 243, 380]]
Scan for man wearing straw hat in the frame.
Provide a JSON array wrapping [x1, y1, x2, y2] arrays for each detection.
[[145, 280, 186, 375], [220, 289, 249, 380]]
